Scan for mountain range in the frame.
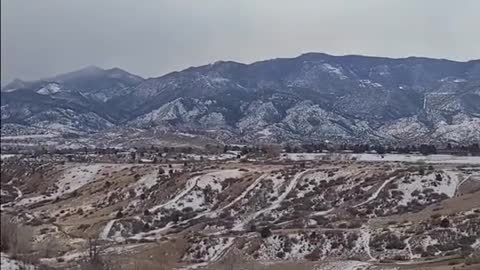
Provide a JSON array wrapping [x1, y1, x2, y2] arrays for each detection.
[[2, 53, 480, 144]]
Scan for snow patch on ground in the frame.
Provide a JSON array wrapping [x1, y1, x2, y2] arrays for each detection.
[[183, 237, 234, 263], [215, 174, 266, 214], [283, 153, 480, 164], [358, 229, 375, 261], [133, 172, 158, 194], [472, 238, 480, 249], [233, 170, 311, 231], [175, 132, 197, 138], [0, 154, 18, 160], [16, 164, 102, 206], [151, 169, 244, 212], [356, 177, 396, 207], [395, 171, 459, 206], [1, 253, 35, 270], [99, 219, 117, 240], [197, 169, 244, 192], [149, 175, 201, 212], [314, 261, 371, 270]]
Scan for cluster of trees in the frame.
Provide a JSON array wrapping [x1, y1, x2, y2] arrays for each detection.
[[222, 144, 243, 153], [27, 145, 199, 157], [445, 143, 480, 155], [281, 143, 480, 156], [238, 144, 281, 158], [0, 214, 41, 267], [1, 215, 30, 257], [135, 145, 194, 156], [282, 143, 421, 155], [418, 144, 437, 155], [284, 143, 328, 153]]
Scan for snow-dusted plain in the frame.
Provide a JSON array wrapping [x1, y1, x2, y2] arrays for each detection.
[[283, 153, 480, 164]]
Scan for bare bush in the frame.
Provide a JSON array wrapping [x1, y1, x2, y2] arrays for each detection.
[[263, 144, 282, 159], [465, 251, 480, 265], [0, 215, 14, 252], [79, 237, 112, 270], [221, 252, 243, 270], [1, 214, 33, 257], [38, 236, 61, 258]]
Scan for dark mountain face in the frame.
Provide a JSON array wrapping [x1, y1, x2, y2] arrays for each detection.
[[51, 66, 144, 95], [1, 66, 144, 135], [1, 66, 144, 101], [2, 54, 479, 144]]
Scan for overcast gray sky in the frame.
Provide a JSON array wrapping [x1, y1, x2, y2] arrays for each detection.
[[2, 0, 480, 84]]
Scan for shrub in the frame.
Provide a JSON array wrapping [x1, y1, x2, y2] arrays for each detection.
[[440, 218, 450, 228], [260, 227, 272, 238], [347, 221, 362, 228], [182, 207, 193, 213]]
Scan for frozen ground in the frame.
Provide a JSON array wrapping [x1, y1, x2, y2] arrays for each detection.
[[283, 153, 480, 164], [1, 253, 35, 270], [313, 261, 379, 270], [16, 164, 103, 206], [314, 261, 370, 270], [2, 160, 478, 270], [0, 154, 18, 160]]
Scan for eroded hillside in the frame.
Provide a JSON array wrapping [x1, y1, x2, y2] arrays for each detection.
[[1, 156, 480, 270]]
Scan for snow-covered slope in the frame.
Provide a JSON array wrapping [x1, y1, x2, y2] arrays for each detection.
[[2, 54, 479, 143]]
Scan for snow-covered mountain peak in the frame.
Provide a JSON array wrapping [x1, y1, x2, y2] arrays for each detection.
[[36, 83, 62, 95]]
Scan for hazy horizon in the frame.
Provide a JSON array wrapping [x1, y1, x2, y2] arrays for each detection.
[[2, 0, 480, 85]]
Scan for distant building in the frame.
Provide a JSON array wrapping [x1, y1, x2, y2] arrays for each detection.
[[139, 158, 154, 163]]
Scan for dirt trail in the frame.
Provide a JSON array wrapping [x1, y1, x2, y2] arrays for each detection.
[[232, 169, 313, 231], [215, 174, 266, 213], [355, 176, 397, 207], [149, 175, 201, 212]]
